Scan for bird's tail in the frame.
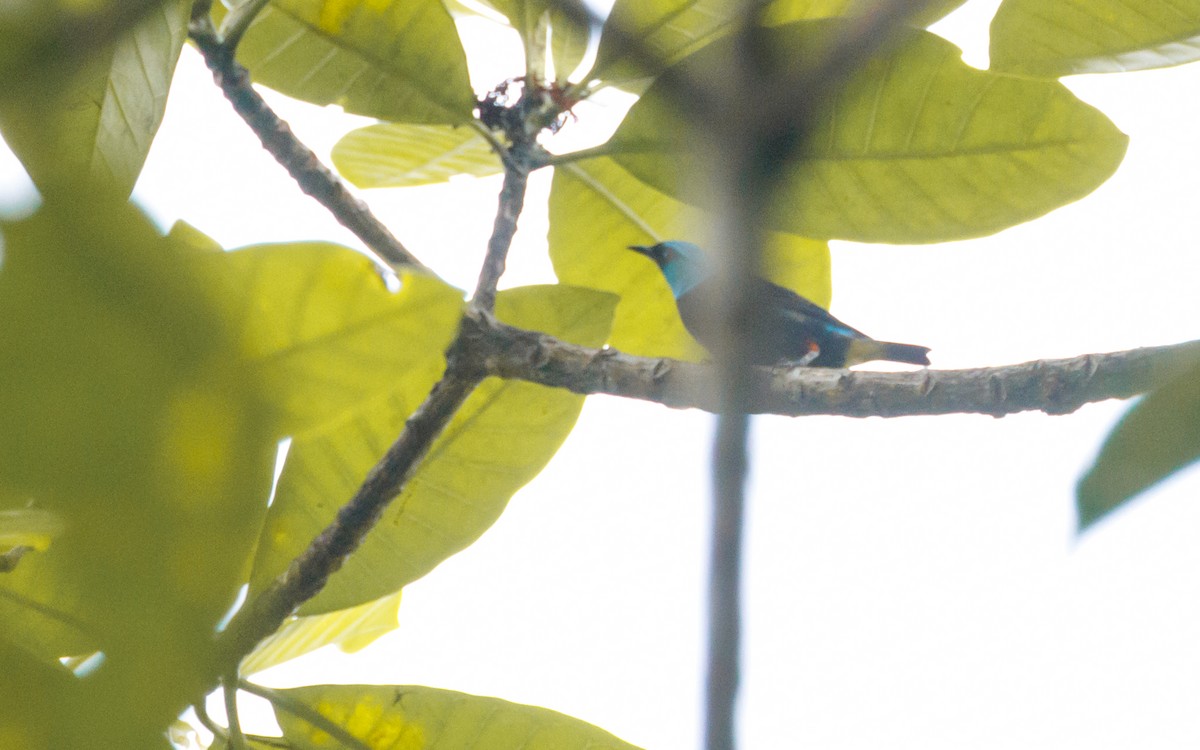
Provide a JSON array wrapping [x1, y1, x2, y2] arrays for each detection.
[[845, 339, 931, 367]]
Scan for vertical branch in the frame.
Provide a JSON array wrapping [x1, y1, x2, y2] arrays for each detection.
[[702, 6, 776, 749], [472, 154, 531, 312], [701, 3, 945, 748], [706, 411, 750, 750]]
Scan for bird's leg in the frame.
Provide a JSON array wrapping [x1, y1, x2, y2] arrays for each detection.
[[792, 342, 822, 367], [771, 342, 821, 370]]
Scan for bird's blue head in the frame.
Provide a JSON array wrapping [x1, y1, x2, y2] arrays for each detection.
[[628, 240, 711, 298]]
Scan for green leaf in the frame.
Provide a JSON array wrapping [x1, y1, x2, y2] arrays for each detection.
[[216, 0, 475, 124], [166, 220, 225, 254], [249, 284, 617, 614], [0, 0, 167, 94], [0, 643, 80, 750], [590, 0, 965, 87], [610, 21, 1129, 243], [193, 243, 465, 436], [0, 0, 189, 196], [1077, 361, 1200, 531], [0, 196, 278, 746], [441, 0, 589, 79], [241, 591, 402, 675], [991, 0, 1200, 77], [273, 684, 643, 750], [550, 156, 829, 359], [761, 0, 967, 28], [592, 0, 740, 85], [486, 0, 591, 81], [550, 1, 593, 80], [332, 123, 503, 187]]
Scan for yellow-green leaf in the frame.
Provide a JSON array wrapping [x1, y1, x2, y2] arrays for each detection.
[[487, 0, 590, 81], [274, 684, 642, 750], [166, 220, 225, 254], [0, 196, 277, 746], [0, 0, 189, 196], [1077, 361, 1200, 532], [593, 0, 740, 86], [193, 243, 465, 436], [549, 156, 829, 359], [215, 0, 475, 123], [590, 0, 964, 88], [241, 592, 402, 675], [0, 644, 78, 750], [610, 21, 1128, 243], [760, 0, 966, 27], [550, 1, 592, 80], [249, 284, 617, 614], [991, 0, 1200, 77], [0, 0, 167, 97], [332, 123, 502, 187]]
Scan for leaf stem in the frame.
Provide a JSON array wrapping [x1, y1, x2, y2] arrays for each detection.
[[239, 680, 372, 750], [466, 119, 518, 173], [218, 0, 273, 51], [223, 673, 247, 750]]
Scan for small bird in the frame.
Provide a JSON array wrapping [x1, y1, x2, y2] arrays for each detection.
[[629, 240, 930, 368]]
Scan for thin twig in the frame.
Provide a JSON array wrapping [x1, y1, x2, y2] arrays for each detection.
[[471, 144, 533, 312], [239, 681, 372, 750], [195, 696, 293, 749], [542, 142, 618, 167], [223, 673, 247, 750], [192, 697, 228, 742], [0, 545, 31, 572], [218, 0, 273, 52], [0, 585, 97, 640], [466, 119, 518, 173], [187, 15, 425, 271]]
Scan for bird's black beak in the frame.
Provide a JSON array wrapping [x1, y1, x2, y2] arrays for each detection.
[[629, 243, 667, 268]]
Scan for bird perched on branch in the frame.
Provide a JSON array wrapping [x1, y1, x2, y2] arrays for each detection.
[[629, 240, 931, 368]]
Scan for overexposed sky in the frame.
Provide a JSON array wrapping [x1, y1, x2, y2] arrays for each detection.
[[5, 1, 1200, 748]]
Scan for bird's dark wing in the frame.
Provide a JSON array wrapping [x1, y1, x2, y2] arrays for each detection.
[[753, 278, 867, 339]]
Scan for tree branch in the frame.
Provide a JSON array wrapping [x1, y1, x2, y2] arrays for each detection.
[[187, 15, 424, 271], [471, 152, 530, 312], [214, 337, 484, 667], [470, 316, 1200, 417]]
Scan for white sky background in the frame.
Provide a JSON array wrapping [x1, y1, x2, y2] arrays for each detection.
[[5, 0, 1200, 748]]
